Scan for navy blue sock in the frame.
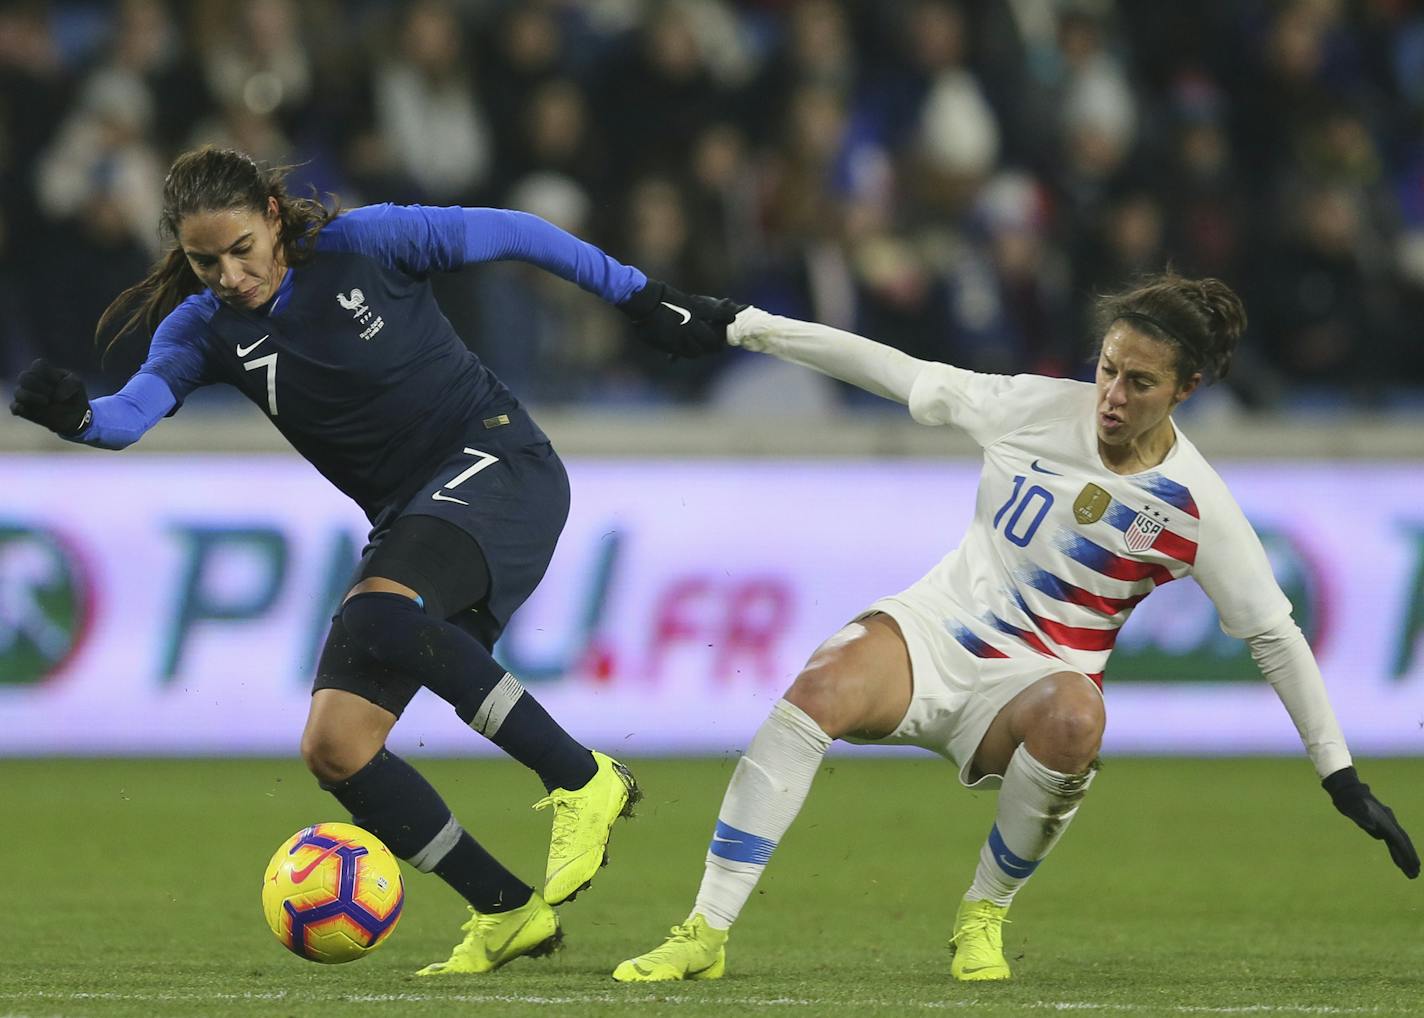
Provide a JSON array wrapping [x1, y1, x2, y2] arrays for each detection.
[[322, 748, 531, 913], [342, 592, 597, 792]]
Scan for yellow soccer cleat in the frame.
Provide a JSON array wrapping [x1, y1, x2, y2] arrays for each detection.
[[612, 914, 728, 982], [415, 893, 561, 975], [534, 751, 640, 905], [949, 898, 1012, 981]]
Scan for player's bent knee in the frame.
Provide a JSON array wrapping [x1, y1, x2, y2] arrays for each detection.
[[301, 728, 377, 784], [1025, 685, 1104, 772], [783, 667, 854, 738]]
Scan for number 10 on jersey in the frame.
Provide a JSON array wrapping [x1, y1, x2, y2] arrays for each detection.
[[994, 475, 1054, 547]]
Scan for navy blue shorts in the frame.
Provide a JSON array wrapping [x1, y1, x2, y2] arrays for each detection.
[[312, 407, 570, 714]]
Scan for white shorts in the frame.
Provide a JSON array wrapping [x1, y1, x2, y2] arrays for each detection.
[[847, 594, 1096, 790]]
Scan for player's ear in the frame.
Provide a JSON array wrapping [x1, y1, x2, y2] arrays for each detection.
[[1173, 371, 1202, 406], [266, 195, 280, 222]]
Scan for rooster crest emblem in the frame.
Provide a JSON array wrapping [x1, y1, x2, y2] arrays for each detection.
[[336, 289, 366, 313]]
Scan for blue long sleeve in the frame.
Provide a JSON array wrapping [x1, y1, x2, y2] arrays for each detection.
[[319, 204, 648, 305], [458, 208, 647, 304], [68, 371, 178, 450]]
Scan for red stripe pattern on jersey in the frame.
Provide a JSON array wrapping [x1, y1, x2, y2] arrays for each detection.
[[1101, 501, 1198, 565], [1056, 533, 1180, 586], [1021, 568, 1149, 618]]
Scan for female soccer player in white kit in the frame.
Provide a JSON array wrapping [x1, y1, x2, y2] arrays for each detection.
[[612, 273, 1417, 983]]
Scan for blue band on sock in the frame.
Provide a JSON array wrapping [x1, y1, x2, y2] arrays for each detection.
[[709, 819, 776, 865], [988, 823, 1040, 879]]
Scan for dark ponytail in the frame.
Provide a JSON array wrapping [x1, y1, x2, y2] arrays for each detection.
[[97, 147, 339, 358], [1093, 271, 1246, 384]]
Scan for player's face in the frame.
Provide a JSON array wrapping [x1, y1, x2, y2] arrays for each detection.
[[1094, 322, 1199, 447], [178, 197, 286, 309]]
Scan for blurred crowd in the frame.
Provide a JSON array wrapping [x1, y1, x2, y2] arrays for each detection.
[[2, 0, 1423, 413]]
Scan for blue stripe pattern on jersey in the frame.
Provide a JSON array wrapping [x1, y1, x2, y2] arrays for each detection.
[[946, 622, 1002, 659], [1022, 568, 1072, 602], [988, 823, 1040, 878], [1057, 533, 1115, 573], [1101, 500, 1137, 532], [1131, 473, 1199, 516], [709, 820, 777, 865]]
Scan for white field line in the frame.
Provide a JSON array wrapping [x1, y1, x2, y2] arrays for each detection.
[[0, 990, 1394, 1014]]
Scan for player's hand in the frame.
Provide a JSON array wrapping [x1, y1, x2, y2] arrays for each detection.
[[1323, 766, 1419, 878], [619, 279, 745, 359], [9, 359, 93, 436]]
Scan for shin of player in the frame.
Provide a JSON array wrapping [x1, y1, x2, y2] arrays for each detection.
[[952, 672, 1102, 980]]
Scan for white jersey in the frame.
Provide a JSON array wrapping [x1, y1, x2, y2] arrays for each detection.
[[902, 364, 1293, 685]]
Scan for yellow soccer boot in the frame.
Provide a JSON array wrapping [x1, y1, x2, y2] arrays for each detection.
[[948, 898, 1012, 981], [415, 893, 561, 975], [612, 915, 728, 982], [534, 751, 640, 905]]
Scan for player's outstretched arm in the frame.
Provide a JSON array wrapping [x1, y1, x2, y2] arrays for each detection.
[[1322, 766, 1419, 878], [9, 358, 176, 450], [1247, 620, 1419, 878], [375, 206, 744, 359], [727, 307, 928, 404]]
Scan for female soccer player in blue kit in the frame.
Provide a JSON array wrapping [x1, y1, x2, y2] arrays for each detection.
[[9, 146, 737, 974]]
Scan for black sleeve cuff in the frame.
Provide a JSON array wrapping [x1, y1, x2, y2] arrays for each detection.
[[1322, 765, 1360, 795], [617, 279, 662, 319]]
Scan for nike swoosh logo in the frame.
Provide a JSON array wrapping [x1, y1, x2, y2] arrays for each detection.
[[960, 964, 998, 974], [1030, 459, 1061, 475], [290, 843, 341, 884], [486, 912, 537, 960], [660, 301, 692, 325], [997, 852, 1034, 876], [236, 334, 270, 357], [431, 491, 470, 505], [711, 836, 740, 844]]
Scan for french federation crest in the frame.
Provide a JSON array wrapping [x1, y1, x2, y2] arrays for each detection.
[[1124, 507, 1166, 553]]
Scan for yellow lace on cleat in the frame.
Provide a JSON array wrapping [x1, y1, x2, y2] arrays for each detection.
[[415, 893, 561, 975], [612, 914, 728, 982], [534, 751, 641, 905], [949, 898, 1012, 982]]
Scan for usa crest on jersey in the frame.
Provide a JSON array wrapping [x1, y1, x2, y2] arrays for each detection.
[[1124, 508, 1165, 552]]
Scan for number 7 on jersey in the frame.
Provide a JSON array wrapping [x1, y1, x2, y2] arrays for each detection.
[[244, 353, 279, 416]]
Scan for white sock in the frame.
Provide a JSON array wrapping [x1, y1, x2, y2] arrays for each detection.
[[966, 744, 1095, 907], [691, 699, 831, 930]]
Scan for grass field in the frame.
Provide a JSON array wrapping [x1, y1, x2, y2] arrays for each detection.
[[3, 756, 1422, 1017]]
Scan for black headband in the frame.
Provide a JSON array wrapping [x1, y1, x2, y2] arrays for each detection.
[[1117, 311, 1203, 364]]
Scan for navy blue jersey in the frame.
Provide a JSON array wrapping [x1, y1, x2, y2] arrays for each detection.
[[78, 205, 645, 517]]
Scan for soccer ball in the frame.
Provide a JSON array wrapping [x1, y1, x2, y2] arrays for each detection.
[[261, 822, 404, 963]]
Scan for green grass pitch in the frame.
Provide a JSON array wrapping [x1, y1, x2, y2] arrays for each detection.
[[3, 756, 1422, 1017]]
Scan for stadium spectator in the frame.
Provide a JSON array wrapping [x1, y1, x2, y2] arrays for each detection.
[[5, 0, 1424, 397], [349, 0, 494, 205]]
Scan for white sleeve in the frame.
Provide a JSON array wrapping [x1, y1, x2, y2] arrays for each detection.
[[1246, 619, 1352, 777], [1191, 479, 1294, 639], [907, 362, 1083, 447], [726, 308, 926, 404]]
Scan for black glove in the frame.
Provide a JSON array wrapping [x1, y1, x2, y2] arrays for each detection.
[[9, 359, 93, 436], [618, 279, 745, 359], [1323, 766, 1419, 878]]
